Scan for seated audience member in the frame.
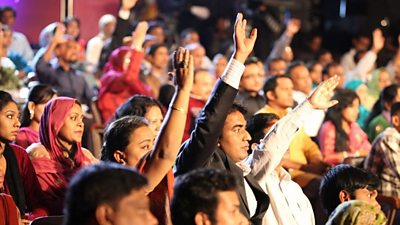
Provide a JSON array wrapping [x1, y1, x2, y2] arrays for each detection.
[[340, 32, 370, 74], [345, 29, 384, 82], [265, 57, 287, 77], [235, 57, 265, 120], [16, 84, 57, 148], [98, 21, 152, 123], [307, 61, 323, 88], [35, 23, 94, 106], [171, 168, 249, 225], [174, 13, 270, 224], [323, 62, 345, 90], [257, 75, 329, 187], [185, 42, 213, 71], [63, 163, 158, 225], [63, 16, 86, 61], [27, 97, 97, 215], [252, 76, 339, 225], [113, 95, 164, 135], [0, 91, 48, 219], [287, 61, 325, 138], [344, 80, 370, 129], [147, 21, 166, 44], [316, 49, 333, 67], [143, 43, 170, 98], [180, 28, 200, 46], [365, 68, 392, 110], [102, 47, 193, 225], [86, 14, 116, 74], [364, 102, 400, 197], [320, 165, 381, 216], [318, 89, 371, 165], [183, 68, 215, 141], [325, 200, 386, 225], [0, 6, 34, 60], [212, 53, 228, 78], [366, 84, 400, 141], [0, 25, 33, 78]]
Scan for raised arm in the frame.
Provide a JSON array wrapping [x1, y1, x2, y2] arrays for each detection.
[[174, 13, 257, 176], [141, 47, 193, 193], [250, 75, 339, 178]]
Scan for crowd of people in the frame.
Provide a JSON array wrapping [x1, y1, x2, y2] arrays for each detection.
[[1, 1, 400, 225]]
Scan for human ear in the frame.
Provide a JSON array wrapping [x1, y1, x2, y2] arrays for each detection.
[[27, 101, 35, 112], [392, 115, 400, 127], [194, 212, 212, 225], [96, 204, 114, 225], [113, 150, 127, 165], [338, 190, 351, 202], [266, 91, 276, 101]]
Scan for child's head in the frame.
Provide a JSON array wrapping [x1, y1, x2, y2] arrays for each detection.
[[390, 102, 400, 132]]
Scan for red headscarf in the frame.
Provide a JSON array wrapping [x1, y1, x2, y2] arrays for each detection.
[[103, 46, 131, 73], [39, 97, 89, 170]]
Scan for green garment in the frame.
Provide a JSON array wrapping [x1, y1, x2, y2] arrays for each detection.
[[326, 200, 387, 225], [367, 114, 390, 142]]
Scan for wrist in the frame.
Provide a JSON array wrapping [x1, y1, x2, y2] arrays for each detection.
[[233, 51, 247, 64]]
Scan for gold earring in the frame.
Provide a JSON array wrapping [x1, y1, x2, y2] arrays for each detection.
[[29, 110, 34, 120]]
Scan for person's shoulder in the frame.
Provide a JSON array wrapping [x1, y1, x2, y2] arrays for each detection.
[[9, 143, 27, 154], [82, 148, 99, 164], [26, 143, 50, 159]]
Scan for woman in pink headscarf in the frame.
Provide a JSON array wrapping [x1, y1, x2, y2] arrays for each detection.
[[98, 21, 153, 123], [27, 97, 97, 215]]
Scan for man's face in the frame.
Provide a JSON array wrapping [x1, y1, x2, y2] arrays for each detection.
[[219, 111, 251, 163], [267, 77, 294, 109], [290, 65, 312, 94], [353, 37, 370, 52], [240, 63, 264, 93], [191, 47, 206, 69], [213, 191, 249, 225], [109, 188, 158, 225], [56, 40, 80, 64], [192, 70, 216, 101], [150, 46, 169, 70], [268, 60, 287, 76], [1, 10, 15, 27]]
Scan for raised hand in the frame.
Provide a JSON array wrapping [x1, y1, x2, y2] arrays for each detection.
[[173, 47, 194, 92], [131, 21, 148, 51], [121, 0, 138, 11], [233, 13, 257, 63], [307, 75, 340, 110], [52, 23, 66, 45], [286, 18, 301, 37], [372, 28, 385, 53]]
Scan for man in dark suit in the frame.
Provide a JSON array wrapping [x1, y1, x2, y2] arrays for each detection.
[[174, 13, 269, 225]]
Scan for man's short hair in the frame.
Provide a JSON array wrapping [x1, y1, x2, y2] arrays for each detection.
[[244, 56, 261, 66], [171, 168, 238, 225], [227, 103, 248, 118], [319, 164, 380, 215], [286, 60, 306, 75], [63, 163, 148, 225], [246, 113, 280, 149], [0, 6, 17, 19], [263, 74, 292, 102], [322, 62, 340, 76]]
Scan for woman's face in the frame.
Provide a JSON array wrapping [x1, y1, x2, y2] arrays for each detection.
[[58, 103, 84, 146], [66, 20, 80, 39], [378, 71, 391, 90], [0, 101, 20, 143], [124, 126, 154, 167], [144, 106, 163, 136], [341, 98, 360, 124]]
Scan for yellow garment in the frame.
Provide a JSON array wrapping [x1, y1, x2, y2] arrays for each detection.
[[256, 105, 321, 186]]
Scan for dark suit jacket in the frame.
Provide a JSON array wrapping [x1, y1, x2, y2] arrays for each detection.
[[175, 80, 269, 225]]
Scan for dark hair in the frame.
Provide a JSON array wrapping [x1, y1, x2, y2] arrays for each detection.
[[246, 113, 280, 150], [227, 103, 248, 118], [319, 164, 380, 215], [322, 62, 340, 76], [0, 6, 17, 19], [286, 60, 306, 75], [63, 16, 81, 41], [147, 21, 164, 33], [324, 89, 360, 152], [113, 95, 163, 122], [101, 116, 148, 162], [171, 168, 238, 225], [180, 28, 198, 40], [263, 74, 292, 102], [63, 162, 148, 225], [244, 56, 261, 66], [366, 84, 400, 126], [146, 43, 168, 56], [21, 84, 57, 127], [391, 102, 400, 117], [0, 90, 16, 111]]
